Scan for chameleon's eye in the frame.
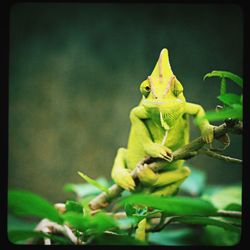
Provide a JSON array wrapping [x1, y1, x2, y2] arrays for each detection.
[[171, 78, 183, 97], [173, 89, 182, 97], [140, 80, 151, 97]]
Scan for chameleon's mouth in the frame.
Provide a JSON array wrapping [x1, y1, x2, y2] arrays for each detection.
[[142, 99, 185, 129], [142, 99, 183, 107]]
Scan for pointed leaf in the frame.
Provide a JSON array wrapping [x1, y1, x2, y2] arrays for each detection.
[[8, 190, 63, 224], [119, 194, 217, 216], [220, 78, 227, 95], [203, 225, 241, 246], [63, 212, 116, 235], [8, 230, 72, 244], [65, 200, 83, 214], [8, 230, 45, 244], [195, 104, 242, 124], [217, 93, 241, 106], [78, 171, 110, 194], [203, 70, 242, 87]]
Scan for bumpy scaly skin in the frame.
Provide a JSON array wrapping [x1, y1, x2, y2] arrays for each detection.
[[111, 48, 214, 195]]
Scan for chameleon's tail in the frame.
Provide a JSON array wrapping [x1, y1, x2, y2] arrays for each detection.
[[135, 218, 147, 242]]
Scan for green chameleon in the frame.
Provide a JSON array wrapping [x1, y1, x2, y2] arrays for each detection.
[[111, 48, 214, 194], [111, 48, 214, 240]]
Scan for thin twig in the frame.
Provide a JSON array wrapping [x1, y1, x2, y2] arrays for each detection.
[[216, 210, 242, 219], [198, 148, 242, 164]]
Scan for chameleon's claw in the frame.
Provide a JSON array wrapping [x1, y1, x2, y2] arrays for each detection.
[[160, 153, 173, 162]]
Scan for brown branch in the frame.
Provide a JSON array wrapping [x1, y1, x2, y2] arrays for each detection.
[[88, 121, 242, 211]]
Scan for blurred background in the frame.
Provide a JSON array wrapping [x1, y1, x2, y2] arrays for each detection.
[[9, 3, 243, 202]]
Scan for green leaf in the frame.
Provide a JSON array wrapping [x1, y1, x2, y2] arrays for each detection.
[[240, 95, 243, 104], [202, 225, 241, 246], [217, 93, 241, 106], [195, 104, 242, 124], [8, 189, 63, 224], [220, 78, 226, 95], [65, 200, 83, 214], [91, 212, 117, 234], [8, 230, 72, 244], [203, 70, 243, 88], [77, 171, 110, 194], [224, 203, 241, 212], [8, 213, 37, 231], [119, 194, 217, 216], [124, 203, 137, 217], [62, 212, 89, 232], [8, 230, 45, 244], [63, 212, 116, 235]]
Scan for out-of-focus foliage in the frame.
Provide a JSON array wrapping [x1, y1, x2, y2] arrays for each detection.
[[196, 71, 243, 123], [8, 190, 63, 224], [8, 166, 242, 246]]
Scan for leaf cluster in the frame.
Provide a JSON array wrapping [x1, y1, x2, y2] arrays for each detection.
[[196, 70, 242, 124], [8, 167, 241, 246]]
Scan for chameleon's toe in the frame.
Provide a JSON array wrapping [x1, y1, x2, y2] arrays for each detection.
[[159, 151, 173, 162], [201, 125, 214, 144]]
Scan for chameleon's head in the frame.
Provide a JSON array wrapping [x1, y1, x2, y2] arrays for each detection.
[[140, 48, 186, 129]]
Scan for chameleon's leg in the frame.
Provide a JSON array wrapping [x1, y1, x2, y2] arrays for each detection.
[[137, 160, 191, 188], [152, 178, 186, 196], [135, 165, 191, 241], [185, 102, 214, 144], [152, 167, 191, 196], [134, 176, 189, 241], [153, 166, 191, 187], [111, 148, 135, 191]]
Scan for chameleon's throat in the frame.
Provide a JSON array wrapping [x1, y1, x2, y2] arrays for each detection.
[[160, 111, 170, 130]]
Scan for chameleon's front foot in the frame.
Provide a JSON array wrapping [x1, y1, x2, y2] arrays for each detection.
[[201, 124, 214, 144], [111, 168, 135, 191], [144, 143, 173, 162]]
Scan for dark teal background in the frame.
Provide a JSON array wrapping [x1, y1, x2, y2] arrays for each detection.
[[9, 3, 243, 202]]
